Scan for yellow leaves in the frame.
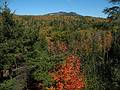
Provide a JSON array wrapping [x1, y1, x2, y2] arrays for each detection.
[[46, 28, 113, 55]]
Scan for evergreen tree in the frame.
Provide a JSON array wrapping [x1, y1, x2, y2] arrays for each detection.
[[103, 0, 120, 22], [0, 1, 24, 81]]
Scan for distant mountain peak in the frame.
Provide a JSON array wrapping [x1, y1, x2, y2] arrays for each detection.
[[44, 11, 80, 16]]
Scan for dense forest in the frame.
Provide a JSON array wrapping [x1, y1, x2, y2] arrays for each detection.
[[0, 0, 120, 90]]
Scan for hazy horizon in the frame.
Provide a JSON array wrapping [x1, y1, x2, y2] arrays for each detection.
[[1, 0, 112, 18]]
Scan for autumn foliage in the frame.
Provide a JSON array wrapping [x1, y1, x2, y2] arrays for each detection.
[[50, 55, 85, 90]]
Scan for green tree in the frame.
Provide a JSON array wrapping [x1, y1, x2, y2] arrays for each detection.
[[0, 1, 15, 71], [100, 0, 120, 89], [0, 1, 25, 81], [103, 0, 120, 22]]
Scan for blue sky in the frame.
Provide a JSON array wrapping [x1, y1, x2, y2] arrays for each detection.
[[1, 0, 112, 17]]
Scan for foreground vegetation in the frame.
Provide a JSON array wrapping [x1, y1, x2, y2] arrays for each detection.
[[0, 0, 120, 90]]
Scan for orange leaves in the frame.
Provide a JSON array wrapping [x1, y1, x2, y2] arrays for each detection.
[[50, 55, 85, 90], [56, 82, 64, 90]]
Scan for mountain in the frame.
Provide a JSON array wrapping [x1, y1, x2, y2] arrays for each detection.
[[44, 11, 81, 16]]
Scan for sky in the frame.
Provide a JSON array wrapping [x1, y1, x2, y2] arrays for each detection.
[[1, 0, 112, 18]]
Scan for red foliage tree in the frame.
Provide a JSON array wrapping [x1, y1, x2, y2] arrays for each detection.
[[51, 55, 85, 90]]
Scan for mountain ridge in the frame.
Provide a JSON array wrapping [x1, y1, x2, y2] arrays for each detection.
[[44, 11, 81, 16]]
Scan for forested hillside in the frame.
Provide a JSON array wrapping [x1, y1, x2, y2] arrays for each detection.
[[0, 0, 120, 90]]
